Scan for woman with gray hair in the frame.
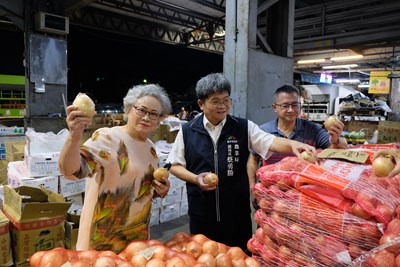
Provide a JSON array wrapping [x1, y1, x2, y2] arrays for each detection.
[[59, 84, 172, 253]]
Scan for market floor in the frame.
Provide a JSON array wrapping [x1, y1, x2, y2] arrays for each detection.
[[150, 214, 190, 243]]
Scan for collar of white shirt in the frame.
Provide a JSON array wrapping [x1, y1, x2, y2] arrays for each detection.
[[203, 116, 226, 131]]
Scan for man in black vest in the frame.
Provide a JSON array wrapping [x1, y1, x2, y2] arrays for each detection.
[[167, 73, 316, 252]]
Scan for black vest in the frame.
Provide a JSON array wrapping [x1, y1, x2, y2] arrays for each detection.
[[182, 114, 250, 222]]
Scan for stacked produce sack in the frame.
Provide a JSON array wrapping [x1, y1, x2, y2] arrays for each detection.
[[29, 232, 261, 266], [248, 144, 400, 266]]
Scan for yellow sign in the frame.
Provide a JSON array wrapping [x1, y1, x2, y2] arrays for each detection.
[[368, 71, 391, 94]]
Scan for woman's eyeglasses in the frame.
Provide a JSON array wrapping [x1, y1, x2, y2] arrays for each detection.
[[133, 106, 161, 120]]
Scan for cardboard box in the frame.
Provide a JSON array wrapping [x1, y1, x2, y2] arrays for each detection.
[[24, 146, 60, 177], [378, 121, 400, 144], [0, 136, 25, 161], [59, 176, 86, 197], [0, 210, 13, 266], [149, 124, 178, 143], [0, 161, 8, 185], [64, 213, 80, 250], [7, 161, 59, 193], [5, 140, 25, 162], [2, 186, 71, 266]]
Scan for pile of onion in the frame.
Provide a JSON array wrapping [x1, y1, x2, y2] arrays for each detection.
[[72, 92, 96, 118]]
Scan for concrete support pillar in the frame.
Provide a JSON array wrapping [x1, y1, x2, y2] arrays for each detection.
[[224, 0, 296, 124]]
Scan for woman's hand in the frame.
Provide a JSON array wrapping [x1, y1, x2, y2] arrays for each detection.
[[66, 105, 93, 141], [153, 178, 170, 198], [328, 120, 345, 145]]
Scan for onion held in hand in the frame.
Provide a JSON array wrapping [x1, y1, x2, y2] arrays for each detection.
[[153, 167, 169, 181], [324, 115, 340, 131], [73, 93, 95, 118], [372, 156, 395, 177], [300, 151, 316, 164], [204, 173, 219, 186]]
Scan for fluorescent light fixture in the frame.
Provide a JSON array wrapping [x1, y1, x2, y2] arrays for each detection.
[[335, 78, 360, 83], [297, 58, 326, 64], [331, 55, 363, 61], [322, 64, 358, 69], [358, 84, 370, 88]]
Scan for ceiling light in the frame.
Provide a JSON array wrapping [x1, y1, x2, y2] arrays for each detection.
[[331, 55, 363, 61], [322, 64, 358, 69], [335, 78, 360, 83], [358, 84, 370, 88], [297, 58, 326, 64]]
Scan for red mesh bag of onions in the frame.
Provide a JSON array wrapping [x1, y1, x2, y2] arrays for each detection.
[[256, 156, 400, 226]]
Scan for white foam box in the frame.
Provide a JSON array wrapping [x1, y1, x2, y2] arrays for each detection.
[[64, 193, 84, 214], [24, 146, 60, 177], [161, 186, 183, 206], [150, 208, 160, 226], [59, 176, 86, 197], [7, 161, 59, 193], [180, 198, 188, 216], [159, 203, 180, 223]]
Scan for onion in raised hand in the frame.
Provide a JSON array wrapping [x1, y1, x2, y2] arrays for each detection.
[[73, 92, 96, 118], [153, 167, 169, 181], [372, 156, 395, 177], [323, 115, 340, 131]]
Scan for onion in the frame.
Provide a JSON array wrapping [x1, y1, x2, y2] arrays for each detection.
[[300, 151, 316, 164], [191, 234, 209, 245], [124, 240, 149, 261], [73, 92, 96, 118], [94, 256, 117, 267], [29, 250, 47, 267], [146, 258, 166, 267], [204, 173, 219, 186], [71, 260, 92, 267], [197, 253, 216, 267], [130, 254, 149, 266], [153, 167, 169, 181], [215, 253, 233, 267], [38, 250, 68, 267], [323, 115, 340, 131], [186, 241, 203, 259], [202, 240, 219, 257], [152, 244, 167, 260], [78, 250, 99, 264], [372, 156, 395, 177], [226, 247, 245, 261], [244, 257, 261, 267], [165, 256, 187, 267]]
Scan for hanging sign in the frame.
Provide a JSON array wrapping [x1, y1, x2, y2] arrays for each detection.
[[368, 71, 391, 94]]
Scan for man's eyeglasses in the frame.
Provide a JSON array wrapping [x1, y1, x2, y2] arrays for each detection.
[[274, 102, 301, 110], [133, 106, 161, 120], [208, 98, 232, 107]]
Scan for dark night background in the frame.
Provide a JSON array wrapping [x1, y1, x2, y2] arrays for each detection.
[[0, 26, 223, 110]]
